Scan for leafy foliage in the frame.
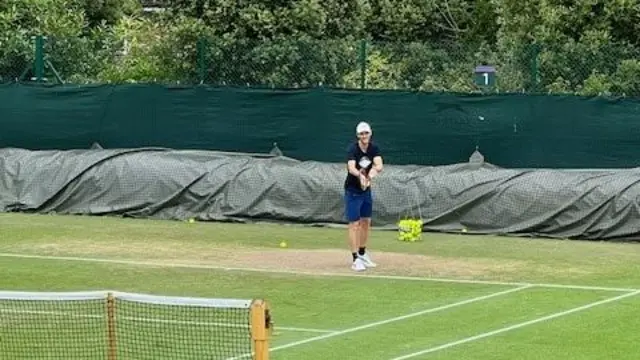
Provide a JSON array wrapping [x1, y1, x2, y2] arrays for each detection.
[[2, 0, 640, 95]]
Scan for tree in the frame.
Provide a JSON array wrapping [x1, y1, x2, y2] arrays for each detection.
[[3, 0, 640, 95]]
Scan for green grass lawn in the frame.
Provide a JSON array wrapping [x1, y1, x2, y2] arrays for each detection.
[[0, 212, 639, 359]]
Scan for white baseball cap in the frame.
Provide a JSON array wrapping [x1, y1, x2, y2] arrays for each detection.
[[356, 121, 372, 134]]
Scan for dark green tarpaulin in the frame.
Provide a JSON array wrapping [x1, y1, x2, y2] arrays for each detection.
[[2, 147, 640, 240], [2, 84, 640, 168]]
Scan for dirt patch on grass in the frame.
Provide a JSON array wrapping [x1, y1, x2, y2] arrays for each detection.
[[215, 249, 594, 281], [12, 241, 523, 278], [8, 241, 590, 281], [214, 249, 528, 279]]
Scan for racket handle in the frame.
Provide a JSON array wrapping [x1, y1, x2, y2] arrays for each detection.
[[359, 173, 370, 190]]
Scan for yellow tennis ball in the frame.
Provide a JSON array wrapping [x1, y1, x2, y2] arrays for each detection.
[[188, 218, 195, 224], [279, 241, 287, 248]]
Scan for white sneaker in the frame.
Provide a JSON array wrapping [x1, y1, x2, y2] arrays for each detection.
[[351, 258, 366, 272], [358, 253, 377, 268]]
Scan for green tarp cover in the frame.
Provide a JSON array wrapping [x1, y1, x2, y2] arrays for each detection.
[[2, 147, 640, 240], [3, 84, 640, 169]]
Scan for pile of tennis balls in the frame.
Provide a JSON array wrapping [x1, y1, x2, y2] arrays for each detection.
[[397, 218, 423, 242]]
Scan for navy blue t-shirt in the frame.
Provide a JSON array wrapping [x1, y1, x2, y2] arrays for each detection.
[[344, 141, 381, 192]]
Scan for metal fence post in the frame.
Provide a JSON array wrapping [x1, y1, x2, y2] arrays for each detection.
[[529, 43, 540, 92], [359, 39, 367, 89], [34, 35, 45, 83], [197, 37, 206, 84]]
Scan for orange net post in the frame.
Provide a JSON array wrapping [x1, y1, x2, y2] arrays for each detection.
[[250, 299, 271, 360], [106, 292, 117, 360]]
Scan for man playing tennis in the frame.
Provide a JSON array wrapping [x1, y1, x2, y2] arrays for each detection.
[[344, 121, 383, 271]]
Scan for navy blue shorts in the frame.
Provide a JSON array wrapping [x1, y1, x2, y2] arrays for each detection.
[[344, 189, 373, 222]]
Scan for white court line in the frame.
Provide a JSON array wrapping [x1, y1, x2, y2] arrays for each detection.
[[273, 327, 336, 334], [388, 290, 640, 360], [0, 308, 333, 334], [0, 252, 637, 293], [225, 285, 532, 360]]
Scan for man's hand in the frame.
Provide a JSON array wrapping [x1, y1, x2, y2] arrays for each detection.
[[359, 170, 370, 190]]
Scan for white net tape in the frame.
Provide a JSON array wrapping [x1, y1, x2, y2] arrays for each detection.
[[114, 292, 252, 308], [0, 290, 106, 301], [0, 290, 252, 308]]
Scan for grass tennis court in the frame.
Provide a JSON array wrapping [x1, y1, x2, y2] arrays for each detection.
[[1, 212, 640, 359]]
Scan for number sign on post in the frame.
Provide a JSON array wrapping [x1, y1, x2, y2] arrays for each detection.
[[473, 65, 496, 89]]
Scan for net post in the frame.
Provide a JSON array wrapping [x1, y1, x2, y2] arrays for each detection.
[[106, 292, 117, 360], [250, 299, 271, 360]]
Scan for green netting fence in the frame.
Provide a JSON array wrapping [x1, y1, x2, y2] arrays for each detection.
[[2, 35, 640, 96]]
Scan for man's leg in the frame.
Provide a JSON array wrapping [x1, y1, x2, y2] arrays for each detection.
[[358, 217, 371, 250], [357, 190, 376, 267], [349, 220, 361, 258], [345, 191, 366, 271]]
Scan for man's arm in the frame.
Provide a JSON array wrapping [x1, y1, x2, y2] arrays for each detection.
[[346, 145, 361, 177], [368, 156, 383, 179], [368, 144, 384, 179], [347, 160, 361, 177]]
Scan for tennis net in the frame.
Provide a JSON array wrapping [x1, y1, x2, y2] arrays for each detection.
[[0, 290, 271, 360]]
